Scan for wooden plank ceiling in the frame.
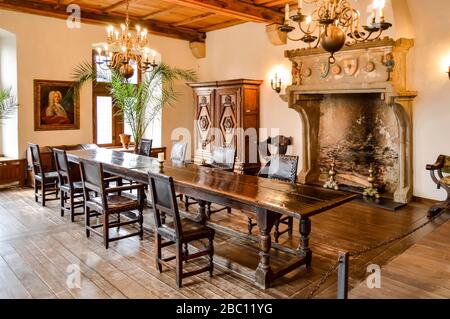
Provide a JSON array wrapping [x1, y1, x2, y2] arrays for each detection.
[[0, 0, 299, 42]]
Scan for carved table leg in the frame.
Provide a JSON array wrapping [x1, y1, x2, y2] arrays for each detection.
[[255, 208, 278, 289], [298, 217, 312, 271]]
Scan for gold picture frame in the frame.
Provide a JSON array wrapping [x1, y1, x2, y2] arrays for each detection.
[[34, 79, 80, 131]]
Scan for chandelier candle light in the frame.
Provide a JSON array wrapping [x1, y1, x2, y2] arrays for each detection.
[[95, 0, 158, 79], [280, 0, 392, 64]]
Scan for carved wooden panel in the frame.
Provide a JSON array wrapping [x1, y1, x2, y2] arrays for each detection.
[[215, 87, 240, 148]]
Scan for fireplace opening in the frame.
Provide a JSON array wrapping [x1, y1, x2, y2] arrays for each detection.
[[317, 94, 399, 197]]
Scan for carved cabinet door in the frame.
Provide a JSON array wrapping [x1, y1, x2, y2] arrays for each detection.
[[214, 87, 241, 150], [194, 89, 215, 164]]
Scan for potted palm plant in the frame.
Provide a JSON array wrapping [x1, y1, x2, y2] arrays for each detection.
[[72, 62, 197, 153], [0, 88, 18, 121]]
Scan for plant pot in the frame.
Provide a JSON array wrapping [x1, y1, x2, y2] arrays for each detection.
[[119, 134, 131, 149]]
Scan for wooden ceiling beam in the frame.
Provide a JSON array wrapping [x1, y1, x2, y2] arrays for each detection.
[[162, 0, 284, 24], [102, 0, 128, 13], [0, 0, 205, 42], [172, 12, 214, 27], [140, 6, 178, 20]]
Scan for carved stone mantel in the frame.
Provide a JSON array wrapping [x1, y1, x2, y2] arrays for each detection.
[[284, 38, 417, 203]]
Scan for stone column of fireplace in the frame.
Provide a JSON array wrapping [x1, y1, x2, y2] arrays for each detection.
[[284, 38, 417, 203]]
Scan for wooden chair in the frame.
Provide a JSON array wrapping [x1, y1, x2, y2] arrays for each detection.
[[184, 146, 236, 216], [171, 141, 188, 201], [259, 135, 293, 160], [53, 149, 84, 222], [148, 171, 215, 288], [29, 143, 59, 206], [79, 159, 145, 249], [138, 138, 153, 156], [170, 141, 188, 163], [426, 155, 450, 217], [123, 138, 153, 190], [247, 135, 294, 239]]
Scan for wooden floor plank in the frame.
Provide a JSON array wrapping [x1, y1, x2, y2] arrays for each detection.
[[0, 187, 449, 299]]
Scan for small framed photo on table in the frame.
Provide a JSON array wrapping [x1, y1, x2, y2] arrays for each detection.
[[34, 79, 80, 131]]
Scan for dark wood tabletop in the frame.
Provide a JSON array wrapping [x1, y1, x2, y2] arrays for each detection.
[[67, 148, 356, 289], [67, 148, 355, 219]]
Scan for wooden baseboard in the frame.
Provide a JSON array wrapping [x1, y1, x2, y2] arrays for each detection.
[[413, 196, 439, 205]]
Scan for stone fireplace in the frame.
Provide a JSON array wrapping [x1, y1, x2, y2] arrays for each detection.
[[284, 38, 417, 203]]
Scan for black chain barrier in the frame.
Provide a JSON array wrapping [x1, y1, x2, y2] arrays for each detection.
[[307, 209, 448, 299]]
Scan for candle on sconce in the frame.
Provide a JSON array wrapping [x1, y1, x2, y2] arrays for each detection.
[[306, 15, 312, 32], [158, 152, 165, 162], [285, 4, 289, 22], [298, 0, 303, 11], [371, 0, 379, 21], [379, 0, 385, 21]]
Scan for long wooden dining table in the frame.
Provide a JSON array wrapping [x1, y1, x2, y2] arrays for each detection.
[[67, 148, 356, 289]]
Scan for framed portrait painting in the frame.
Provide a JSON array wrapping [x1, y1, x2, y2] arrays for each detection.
[[34, 79, 80, 131]]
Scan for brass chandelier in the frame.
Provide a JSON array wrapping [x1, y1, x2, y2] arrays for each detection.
[[95, 0, 157, 79], [280, 0, 392, 64]]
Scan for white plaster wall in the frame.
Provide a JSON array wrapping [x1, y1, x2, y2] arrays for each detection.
[[0, 9, 197, 158]]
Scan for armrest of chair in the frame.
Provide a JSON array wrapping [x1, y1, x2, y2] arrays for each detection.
[[105, 183, 145, 194], [426, 155, 447, 170]]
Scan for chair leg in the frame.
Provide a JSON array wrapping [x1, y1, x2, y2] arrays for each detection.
[[183, 243, 189, 260], [274, 219, 281, 243], [155, 234, 162, 273], [226, 207, 232, 214], [34, 181, 38, 202], [103, 214, 109, 249], [176, 243, 183, 288], [85, 207, 91, 238], [116, 213, 121, 232], [139, 210, 144, 240], [208, 237, 214, 277], [70, 194, 75, 222], [288, 217, 294, 236], [60, 191, 65, 217], [41, 183, 46, 207]]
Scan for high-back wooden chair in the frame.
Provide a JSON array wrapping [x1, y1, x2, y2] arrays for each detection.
[[29, 143, 59, 206], [170, 142, 188, 163], [148, 171, 215, 288], [53, 149, 85, 222], [138, 138, 153, 157], [79, 159, 145, 249]]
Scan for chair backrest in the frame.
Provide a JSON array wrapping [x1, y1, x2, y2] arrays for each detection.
[[210, 146, 236, 171], [259, 135, 293, 158], [147, 172, 182, 239], [258, 155, 299, 183], [170, 142, 188, 163], [53, 148, 72, 186], [138, 139, 153, 157], [80, 144, 99, 150], [443, 156, 450, 174], [79, 159, 107, 206], [29, 143, 43, 176]]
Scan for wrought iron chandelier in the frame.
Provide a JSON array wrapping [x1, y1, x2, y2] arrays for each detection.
[[280, 0, 392, 64], [95, 0, 157, 79]]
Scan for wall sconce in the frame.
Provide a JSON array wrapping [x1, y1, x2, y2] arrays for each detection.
[[271, 73, 282, 93], [447, 66, 450, 80]]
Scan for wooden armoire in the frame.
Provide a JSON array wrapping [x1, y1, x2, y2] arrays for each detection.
[[188, 79, 263, 174]]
